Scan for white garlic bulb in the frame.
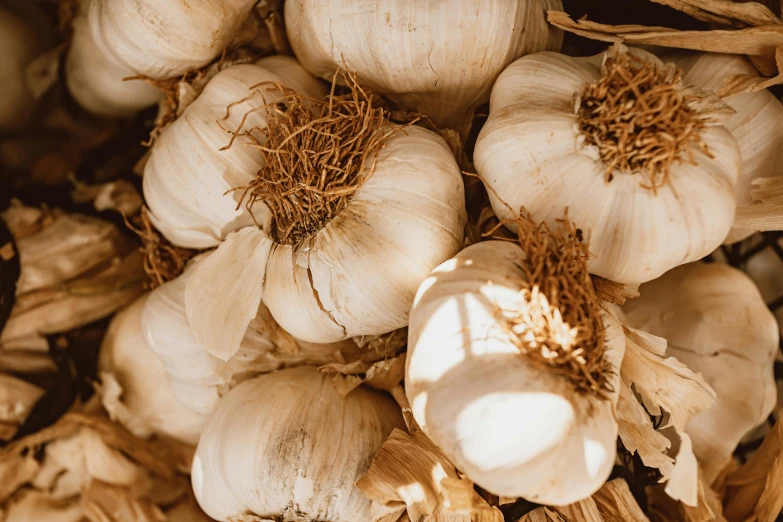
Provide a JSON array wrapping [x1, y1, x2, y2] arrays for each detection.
[[474, 45, 740, 285], [192, 366, 404, 522], [98, 294, 207, 445], [285, 0, 563, 132], [665, 51, 783, 244], [141, 256, 369, 417], [65, 0, 259, 116], [406, 238, 625, 505], [0, 2, 48, 131], [143, 56, 328, 249], [623, 262, 778, 484]]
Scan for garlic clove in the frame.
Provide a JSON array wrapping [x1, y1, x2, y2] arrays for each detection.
[[98, 295, 207, 445], [192, 366, 404, 522]]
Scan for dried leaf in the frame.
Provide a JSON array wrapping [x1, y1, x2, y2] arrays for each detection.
[[651, 0, 781, 27], [620, 326, 716, 506], [81, 481, 166, 522], [356, 429, 502, 522], [593, 479, 650, 522], [721, 411, 783, 522]]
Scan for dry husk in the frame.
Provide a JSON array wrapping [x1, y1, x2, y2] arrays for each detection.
[[0, 204, 144, 352], [519, 479, 650, 521], [0, 374, 43, 443]]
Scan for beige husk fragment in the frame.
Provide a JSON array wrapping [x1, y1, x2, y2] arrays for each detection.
[[356, 428, 503, 522], [615, 325, 716, 506], [0, 204, 144, 350], [320, 349, 407, 397], [732, 177, 783, 234], [716, 409, 783, 522], [0, 374, 43, 442], [546, 9, 783, 95], [81, 481, 166, 522], [519, 479, 650, 521]]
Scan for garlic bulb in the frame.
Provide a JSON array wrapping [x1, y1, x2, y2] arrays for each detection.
[[143, 56, 328, 249], [406, 217, 625, 504], [0, 3, 48, 131], [192, 366, 404, 522], [285, 0, 563, 133], [65, 0, 259, 116], [474, 45, 740, 285], [141, 256, 371, 416], [98, 295, 207, 445], [623, 262, 778, 484], [181, 75, 466, 353], [664, 51, 783, 244]]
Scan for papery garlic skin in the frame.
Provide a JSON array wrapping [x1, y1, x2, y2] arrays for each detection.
[[99, 295, 207, 445], [65, 0, 258, 116], [665, 52, 783, 244], [405, 241, 625, 505], [142, 257, 366, 416], [623, 262, 778, 484], [285, 0, 563, 132], [143, 57, 327, 249], [192, 366, 404, 522], [474, 48, 740, 285], [0, 3, 48, 131], [261, 125, 467, 344]]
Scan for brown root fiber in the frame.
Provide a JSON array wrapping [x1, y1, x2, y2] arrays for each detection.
[[125, 208, 198, 289], [486, 211, 613, 398], [234, 71, 400, 247], [577, 49, 713, 192]]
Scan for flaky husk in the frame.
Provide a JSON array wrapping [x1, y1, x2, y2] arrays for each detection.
[[624, 262, 777, 485], [520, 478, 649, 521], [0, 204, 144, 352], [192, 366, 405, 521]]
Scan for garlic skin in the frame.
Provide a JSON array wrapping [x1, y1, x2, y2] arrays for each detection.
[[143, 57, 328, 249], [665, 51, 783, 244], [142, 257, 367, 416], [99, 295, 207, 445], [65, 0, 258, 116], [285, 0, 563, 132], [192, 366, 404, 522], [405, 241, 625, 505], [623, 262, 778, 484], [0, 3, 48, 131], [474, 47, 740, 286]]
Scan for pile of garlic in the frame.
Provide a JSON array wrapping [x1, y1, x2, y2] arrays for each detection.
[[3, 2, 783, 522]]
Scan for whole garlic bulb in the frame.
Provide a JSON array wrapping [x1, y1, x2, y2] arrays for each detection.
[[623, 262, 778, 484], [406, 239, 625, 505], [141, 256, 368, 417], [285, 0, 563, 132], [66, 0, 258, 116], [474, 45, 740, 285], [192, 366, 404, 522], [99, 295, 207, 445], [0, 3, 48, 131], [143, 56, 328, 249], [665, 51, 783, 244]]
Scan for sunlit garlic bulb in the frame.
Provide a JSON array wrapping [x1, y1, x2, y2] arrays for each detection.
[[192, 366, 404, 521]]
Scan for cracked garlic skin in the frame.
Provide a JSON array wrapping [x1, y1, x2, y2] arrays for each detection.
[[99, 295, 207, 445], [285, 0, 563, 132], [623, 262, 778, 484], [475, 47, 740, 286], [0, 3, 48, 131], [665, 51, 783, 244], [143, 56, 327, 249], [66, 0, 258, 116], [405, 241, 625, 505], [192, 366, 404, 522]]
